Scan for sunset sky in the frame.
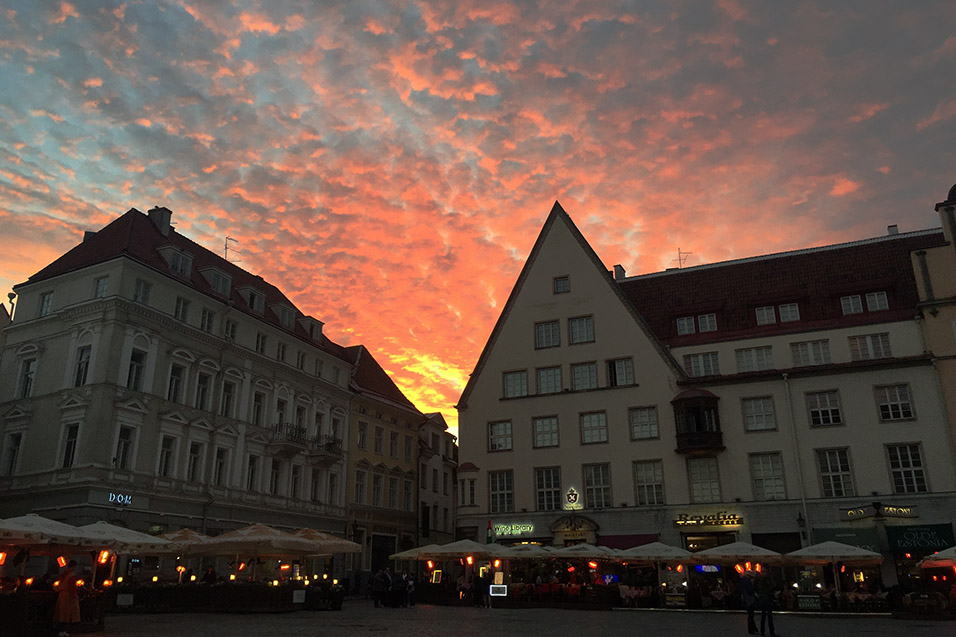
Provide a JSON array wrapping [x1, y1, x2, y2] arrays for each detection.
[[2, 1, 955, 436]]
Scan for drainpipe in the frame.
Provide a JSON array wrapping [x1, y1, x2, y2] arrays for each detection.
[[782, 373, 812, 545]]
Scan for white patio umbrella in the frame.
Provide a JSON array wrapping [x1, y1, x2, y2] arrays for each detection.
[[1, 514, 102, 553], [78, 521, 171, 553], [502, 544, 556, 558], [618, 542, 692, 564], [416, 539, 505, 560], [291, 528, 361, 554], [917, 545, 956, 569], [786, 541, 883, 566], [691, 542, 785, 565], [553, 543, 619, 560], [389, 544, 441, 561], [201, 524, 316, 557]]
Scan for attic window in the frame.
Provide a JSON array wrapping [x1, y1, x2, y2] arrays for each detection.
[[169, 252, 193, 277], [279, 306, 295, 329], [553, 276, 570, 294], [248, 291, 265, 314], [210, 272, 230, 295]]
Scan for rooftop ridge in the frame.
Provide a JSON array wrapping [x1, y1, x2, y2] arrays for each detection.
[[621, 227, 944, 281]]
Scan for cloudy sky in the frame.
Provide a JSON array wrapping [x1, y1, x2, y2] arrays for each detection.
[[2, 1, 955, 434]]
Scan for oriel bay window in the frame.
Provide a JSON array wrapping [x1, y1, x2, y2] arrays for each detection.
[[672, 389, 722, 454]]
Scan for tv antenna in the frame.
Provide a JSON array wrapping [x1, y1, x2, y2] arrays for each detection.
[[224, 237, 241, 263], [671, 248, 693, 269]]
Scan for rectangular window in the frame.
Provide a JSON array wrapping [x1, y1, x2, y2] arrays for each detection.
[[200, 308, 215, 333], [535, 320, 560, 348], [570, 362, 597, 390], [849, 333, 892, 361], [676, 316, 695, 335], [533, 416, 559, 448], [195, 373, 211, 411], [169, 252, 192, 276], [167, 364, 185, 402], [290, 465, 302, 499], [489, 421, 512, 451], [688, 457, 721, 503], [742, 397, 776, 431], [866, 291, 889, 311], [791, 340, 831, 366], [584, 463, 611, 508], [255, 332, 267, 354], [629, 406, 659, 440], [404, 435, 413, 462], [736, 346, 774, 373], [373, 426, 384, 454], [329, 473, 340, 504], [2, 432, 23, 477], [683, 352, 720, 377], [133, 279, 151, 304], [296, 351, 306, 370], [420, 463, 427, 490], [187, 442, 203, 482], [357, 422, 368, 450], [432, 468, 438, 493], [39, 291, 54, 317], [698, 313, 717, 332], [224, 319, 238, 341], [841, 295, 863, 315], [249, 291, 265, 313], [876, 385, 914, 421], [402, 478, 412, 511], [443, 470, 450, 495], [213, 447, 228, 486], [74, 346, 91, 387], [276, 342, 286, 362], [210, 271, 230, 296], [94, 276, 109, 298], [779, 302, 800, 322], [389, 431, 399, 458], [460, 478, 477, 506], [751, 453, 785, 500], [553, 276, 570, 294], [269, 460, 281, 494], [536, 366, 562, 394], [252, 392, 265, 427], [607, 358, 634, 386], [158, 436, 175, 477], [388, 475, 399, 508], [115, 426, 134, 470], [886, 444, 927, 494], [354, 469, 367, 504], [818, 448, 854, 497], [61, 424, 79, 469], [19, 359, 36, 398], [568, 316, 595, 343], [580, 411, 608, 444], [311, 473, 323, 502], [755, 306, 776, 325], [489, 470, 513, 513], [535, 467, 561, 511], [220, 381, 236, 418], [633, 460, 665, 506], [807, 390, 842, 426], [127, 350, 146, 391], [174, 296, 190, 322], [503, 371, 528, 398], [372, 474, 383, 506]]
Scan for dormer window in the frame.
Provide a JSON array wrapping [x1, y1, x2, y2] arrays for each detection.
[[249, 291, 265, 313], [200, 267, 232, 297], [277, 305, 295, 329], [159, 246, 193, 277]]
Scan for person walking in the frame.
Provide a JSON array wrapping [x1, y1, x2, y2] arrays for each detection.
[[54, 559, 82, 636], [740, 571, 758, 635], [371, 569, 386, 607], [755, 571, 779, 637]]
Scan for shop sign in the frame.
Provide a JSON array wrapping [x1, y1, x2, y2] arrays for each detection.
[[109, 492, 133, 506], [886, 524, 955, 551], [563, 487, 583, 511], [841, 504, 918, 521], [673, 512, 742, 528], [493, 523, 535, 536]]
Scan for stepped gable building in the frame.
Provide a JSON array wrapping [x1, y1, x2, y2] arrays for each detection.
[[456, 196, 956, 587], [0, 206, 357, 548]]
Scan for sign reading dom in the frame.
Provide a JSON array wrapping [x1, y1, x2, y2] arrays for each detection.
[[109, 492, 133, 506]]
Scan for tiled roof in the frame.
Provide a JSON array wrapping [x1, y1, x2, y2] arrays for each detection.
[[346, 344, 420, 413], [21, 207, 350, 360], [618, 230, 945, 345]]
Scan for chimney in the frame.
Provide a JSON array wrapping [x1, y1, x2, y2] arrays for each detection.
[[886, 224, 899, 235], [148, 206, 172, 236], [613, 264, 626, 280]]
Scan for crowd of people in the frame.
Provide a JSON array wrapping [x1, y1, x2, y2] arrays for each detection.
[[370, 567, 416, 608]]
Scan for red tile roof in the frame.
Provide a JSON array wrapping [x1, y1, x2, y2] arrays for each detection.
[[345, 344, 420, 413], [618, 230, 945, 345]]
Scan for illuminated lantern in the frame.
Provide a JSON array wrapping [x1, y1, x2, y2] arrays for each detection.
[[588, 561, 598, 569], [567, 566, 576, 573], [333, 579, 338, 585], [426, 561, 434, 570], [238, 561, 247, 571], [176, 566, 186, 573], [190, 575, 197, 582], [0, 552, 6, 565], [102, 580, 112, 587], [494, 560, 501, 568], [25, 578, 34, 586], [755, 563, 762, 573], [676, 564, 684, 573], [466, 556, 474, 565], [933, 575, 938, 582], [152, 576, 158, 582], [745, 561, 752, 571], [75, 579, 85, 587], [734, 564, 745, 574], [280, 564, 291, 571], [117, 577, 124, 584], [304, 579, 310, 586], [98, 550, 110, 564], [272, 579, 279, 586], [229, 574, 236, 581], [57, 556, 68, 567]]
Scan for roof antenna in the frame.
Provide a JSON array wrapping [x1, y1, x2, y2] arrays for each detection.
[[671, 248, 693, 268], [224, 237, 240, 263]]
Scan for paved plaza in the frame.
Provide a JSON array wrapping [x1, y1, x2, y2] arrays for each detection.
[[102, 601, 950, 636]]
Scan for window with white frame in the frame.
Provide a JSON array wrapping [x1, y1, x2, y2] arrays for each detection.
[[388, 475, 399, 508], [750, 453, 785, 500], [849, 333, 891, 360], [535, 467, 561, 511], [817, 448, 854, 497], [276, 342, 286, 363], [736, 346, 774, 373], [158, 435, 176, 477], [291, 464, 302, 499], [389, 431, 399, 458], [19, 359, 36, 398], [584, 463, 611, 508], [687, 457, 720, 503], [865, 291, 889, 311], [39, 291, 54, 317], [840, 294, 863, 315], [167, 364, 185, 403], [488, 421, 512, 451], [195, 373, 212, 411], [200, 308, 215, 333], [73, 345, 91, 387], [1, 432, 23, 477], [61, 424, 79, 469], [174, 296, 190, 322], [698, 313, 717, 332], [213, 447, 228, 486], [886, 444, 927, 494], [683, 352, 720, 377], [209, 270, 231, 296], [791, 340, 831, 366], [875, 385, 914, 421], [372, 473, 383, 506], [248, 290, 265, 314], [629, 406, 659, 440], [246, 455, 260, 491], [503, 370, 528, 398], [220, 381, 236, 418], [569, 316, 595, 343], [489, 470, 513, 513], [806, 390, 842, 426], [127, 349, 147, 391], [533, 416, 559, 448], [535, 320, 560, 348], [676, 316, 695, 335], [607, 358, 634, 386], [536, 366, 562, 394], [580, 411, 608, 444], [742, 397, 776, 431], [354, 468, 367, 504], [133, 279, 151, 304], [755, 306, 776, 325], [115, 426, 135, 470], [633, 460, 664, 506], [779, 302, 800, 322], [94, 276, 109, 298], [169, 251, 192, 276], [373, 426, 384, 454], [255, 332, 267, 354], [571, 362, 597, 390]]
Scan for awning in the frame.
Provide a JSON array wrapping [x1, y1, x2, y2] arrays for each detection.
[[811, 527, 880, 553], [885, 524, 955, 554]]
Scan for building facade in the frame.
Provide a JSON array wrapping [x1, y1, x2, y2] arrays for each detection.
[[419, 412, 458, 546], [456, 201, 956, 585]]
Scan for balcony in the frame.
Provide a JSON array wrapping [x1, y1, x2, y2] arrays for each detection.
[[675, 430, 725, 455], [308, 435, 344, 465], [268, 423, 309, 457]]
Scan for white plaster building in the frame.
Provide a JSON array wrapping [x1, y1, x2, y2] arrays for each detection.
[[418, 412, 458, 546]]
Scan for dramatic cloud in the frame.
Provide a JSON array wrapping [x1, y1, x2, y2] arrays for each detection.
[[2, 1, 955, 434]]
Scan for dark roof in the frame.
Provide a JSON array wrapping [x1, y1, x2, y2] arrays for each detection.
[[618, 230, 945, 345], [20, 207, 351, 360], [346, 344, 420, 413]]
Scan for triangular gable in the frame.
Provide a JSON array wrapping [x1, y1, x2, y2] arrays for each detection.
[[249, 433, 270, 444], [190, 418, 213, 430], [217, 424, 238, 436], [457, 201, 684, 408], [116, 397, 149, 414], [58, 394, 89, 410], [3, 405, 32, 420], [159, 410, 190, 425]]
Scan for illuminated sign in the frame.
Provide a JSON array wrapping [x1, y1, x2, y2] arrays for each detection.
[[109, 492, 133, 506], [841, 505, 918, 521], [563, 487, 583, 511], [493, 523, 535, 536], [673, 512, 743, 528], [882, 506, 918, 519]]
